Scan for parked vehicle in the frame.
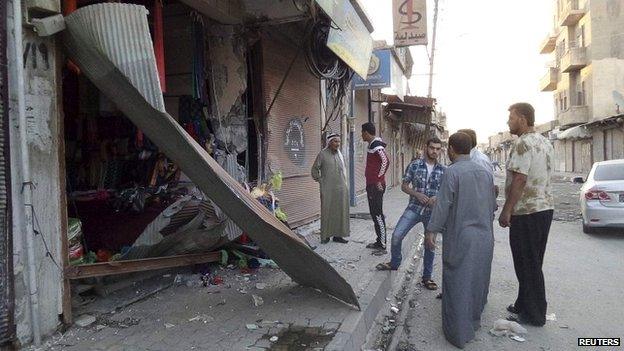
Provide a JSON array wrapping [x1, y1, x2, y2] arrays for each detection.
[[579, 159, 624, 233]]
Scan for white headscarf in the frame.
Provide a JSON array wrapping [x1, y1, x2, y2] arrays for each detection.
[[325, 133, 347, 181], [325, 133, 341, 147]]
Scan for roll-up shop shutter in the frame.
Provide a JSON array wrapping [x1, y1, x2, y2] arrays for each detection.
[[262, 35, 321, 227], [0, 1, 15, 344], [354, 90, 368, 195]]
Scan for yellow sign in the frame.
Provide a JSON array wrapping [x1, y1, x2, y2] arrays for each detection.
[[316, 0, 373, 79]]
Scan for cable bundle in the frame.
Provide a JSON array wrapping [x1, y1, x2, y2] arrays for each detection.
[[303, 19, 354, 131]]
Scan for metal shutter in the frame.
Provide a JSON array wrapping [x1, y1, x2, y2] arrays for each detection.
[[262, 35, 321, 227]]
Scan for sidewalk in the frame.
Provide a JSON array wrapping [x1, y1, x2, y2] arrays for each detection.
[[32, 188, 423, 351]]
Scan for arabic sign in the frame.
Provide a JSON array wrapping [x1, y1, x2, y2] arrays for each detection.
[[393, 0, 427, 46], [316, 0, 374, 79], [284, 118, 306, 166], [352, 49, 391, 90]]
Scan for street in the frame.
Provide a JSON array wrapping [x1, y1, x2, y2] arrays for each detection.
[[391, 174, 624, 351]]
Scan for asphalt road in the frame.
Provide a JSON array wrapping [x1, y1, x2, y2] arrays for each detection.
[[395, 176, 624, 351]]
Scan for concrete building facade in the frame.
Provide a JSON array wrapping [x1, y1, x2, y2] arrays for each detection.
[[540, 0, 624, 173]]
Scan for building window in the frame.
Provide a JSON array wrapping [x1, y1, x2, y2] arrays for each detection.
[[563, 91, 568, 110]]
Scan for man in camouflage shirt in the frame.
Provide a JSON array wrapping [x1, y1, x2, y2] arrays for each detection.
[[499, 102, 554, 327]]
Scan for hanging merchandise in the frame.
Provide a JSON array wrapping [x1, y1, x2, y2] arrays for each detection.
[[178, 95, 211, 146], [68, 218, 85, 265], [191, 13, 208, 104]]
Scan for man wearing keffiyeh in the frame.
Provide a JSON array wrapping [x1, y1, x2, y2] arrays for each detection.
[[311, 133, 350, 243]]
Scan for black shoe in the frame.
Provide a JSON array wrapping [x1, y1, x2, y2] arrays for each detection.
[[505, 315, 520, 323], [507, 304, 520, 314], [321, 238, 330, 244], [506, 314, 545, 327], [332, 237, 349, 243], [366, 242, 383, 249]]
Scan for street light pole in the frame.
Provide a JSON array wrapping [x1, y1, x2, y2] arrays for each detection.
[[427, 0, 440, 98]]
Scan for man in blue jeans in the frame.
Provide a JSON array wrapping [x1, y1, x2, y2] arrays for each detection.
[[376, 137, 446, 291]]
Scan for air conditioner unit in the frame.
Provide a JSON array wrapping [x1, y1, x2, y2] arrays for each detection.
[[26, 0, 60, 14], [24, 0, 61, 27]]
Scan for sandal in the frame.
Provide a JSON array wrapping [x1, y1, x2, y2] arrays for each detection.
[[371, 249, 387, 256], [375, 262, 396, 271], [422, 279, 438, 290]]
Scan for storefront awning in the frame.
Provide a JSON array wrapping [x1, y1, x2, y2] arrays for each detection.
[[556, 124, 591, 140], [63, 3, 358, 308], [583, 114, 624, 129]]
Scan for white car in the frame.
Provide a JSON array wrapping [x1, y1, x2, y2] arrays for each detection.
[[580, 159, 624, 233]]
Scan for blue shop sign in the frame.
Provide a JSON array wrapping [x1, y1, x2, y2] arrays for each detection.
[[352, 49, 391, 90]]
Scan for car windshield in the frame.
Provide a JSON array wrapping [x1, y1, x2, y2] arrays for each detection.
[[593, 163, 624, 181]]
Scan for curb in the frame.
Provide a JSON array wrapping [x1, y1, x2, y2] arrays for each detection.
[[386, 238, 425, 350], [325, 232, 422, 351]]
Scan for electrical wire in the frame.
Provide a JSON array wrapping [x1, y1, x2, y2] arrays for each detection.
[[27, 204, 63, 273], [301, 18, 354, 131]]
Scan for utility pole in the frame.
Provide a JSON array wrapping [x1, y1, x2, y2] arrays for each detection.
[[427, 0, 440, 98]]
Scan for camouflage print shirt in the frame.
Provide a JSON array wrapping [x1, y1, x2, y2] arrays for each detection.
[[505, 132, 555, 215]]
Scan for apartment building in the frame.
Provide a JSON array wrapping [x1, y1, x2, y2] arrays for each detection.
[[540, 0, 624, 173]]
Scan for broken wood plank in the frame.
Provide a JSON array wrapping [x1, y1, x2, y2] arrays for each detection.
[[65, 252, 222, 279]]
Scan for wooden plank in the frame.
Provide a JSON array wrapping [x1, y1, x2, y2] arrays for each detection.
[[64, 252, 222, 279]]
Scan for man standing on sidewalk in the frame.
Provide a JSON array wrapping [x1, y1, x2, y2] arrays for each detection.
[[459, 128, 499, 199], [376, 137, 446, 292], [499, 102, 554, 327], [311, 133, 350, 244], [424, 132, 496, 349], [361, 122, 390, 253], [457, 128, 494, 176]]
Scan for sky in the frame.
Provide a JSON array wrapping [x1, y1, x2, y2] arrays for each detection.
[[360, 0, 556, 143]]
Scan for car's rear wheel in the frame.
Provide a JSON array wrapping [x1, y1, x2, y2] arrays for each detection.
[[582, 222, 595, 234]]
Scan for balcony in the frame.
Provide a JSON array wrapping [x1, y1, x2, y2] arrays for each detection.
[[539, 34, 557, 54], [559, 0, 586, 26], [558, 105, 589, 127], [540, 67, 559, 92], [561, 46, 587, 72]]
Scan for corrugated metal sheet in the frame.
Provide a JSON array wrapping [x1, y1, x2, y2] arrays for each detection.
[[68, 3, 165, 112], [262, 35, 321, 226], [64, 4, 358, 307], [0, 0, 14, 344]]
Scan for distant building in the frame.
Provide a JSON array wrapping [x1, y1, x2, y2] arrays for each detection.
[[539, 0, 624, 173]]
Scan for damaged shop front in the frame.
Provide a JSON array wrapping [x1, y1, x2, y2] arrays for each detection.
[[5, 0, 375, 346], [382, 95, 437, 172]]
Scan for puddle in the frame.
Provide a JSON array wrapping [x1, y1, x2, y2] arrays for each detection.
[[266, 326, 336, 350]]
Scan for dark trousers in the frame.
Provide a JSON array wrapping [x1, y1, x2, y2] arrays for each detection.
[[509, 209, 554, 326], [366, 184, 386, 247]]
